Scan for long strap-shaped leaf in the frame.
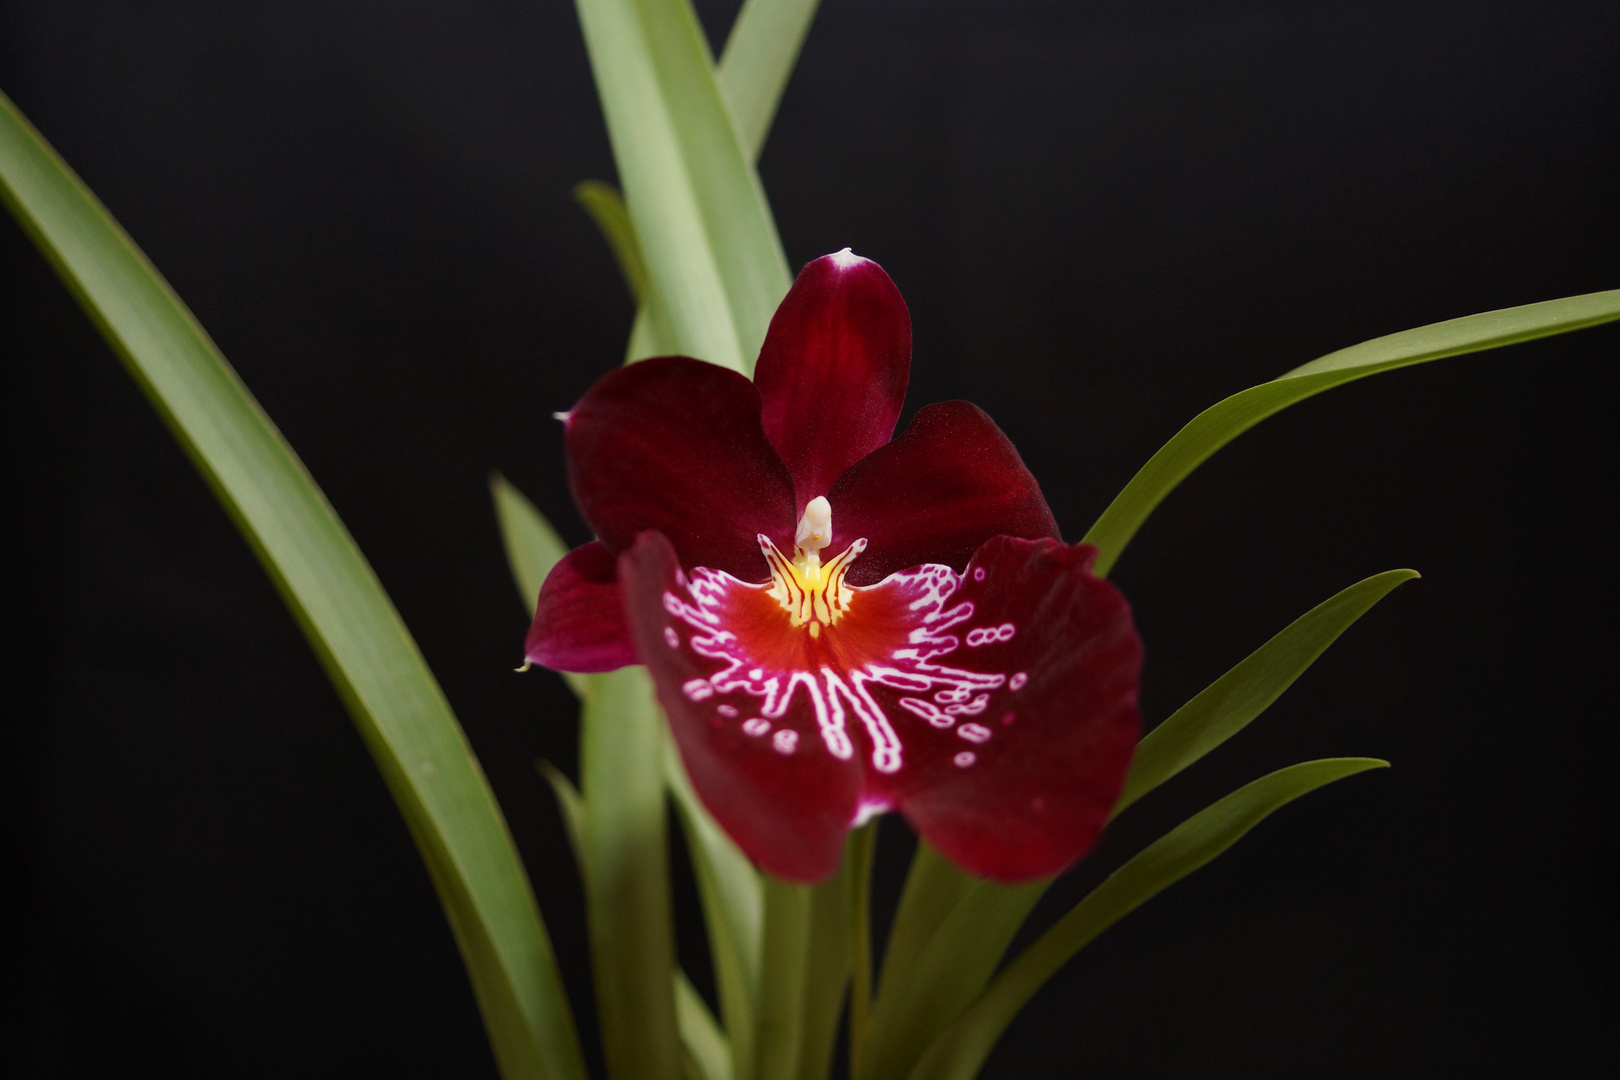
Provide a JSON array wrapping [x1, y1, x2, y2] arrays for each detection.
[[573, 0, 791, 375], [718, 0, 821, 161], [492, 476, 760, 1077], [905, 758, 1388, 1080], [1083, 290, 1620, 576], [1113, 568, 1419, 815], [0, 91, 584, 1080]]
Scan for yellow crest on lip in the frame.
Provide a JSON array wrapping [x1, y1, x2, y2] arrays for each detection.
[[759, 498, 865, 638]]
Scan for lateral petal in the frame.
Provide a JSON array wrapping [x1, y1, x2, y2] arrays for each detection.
[[523, 541, 636, 673], [828, 401, 1060, 585], [564, 356, 797, 580], [754, 251, 911, 512]]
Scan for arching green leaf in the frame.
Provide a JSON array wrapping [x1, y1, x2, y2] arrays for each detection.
[[0, 89, 584, 1080], [1084, 290, 1620, 577], [906, 759, 1389, 1080]]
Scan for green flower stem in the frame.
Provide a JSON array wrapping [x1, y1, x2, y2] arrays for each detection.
[[582, 668, 681, 1080], [754, 876, 812, 1080]]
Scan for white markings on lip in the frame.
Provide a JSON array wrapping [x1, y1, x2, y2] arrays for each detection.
[[664, 626, 680, 648], [663, 560, 1017, 773], [897, 696, 955, 728], [717, 704, 739, 718], [954, 751, 977, 768], [1009, 671, 1028, 691], [965, 623, 1016, 647]]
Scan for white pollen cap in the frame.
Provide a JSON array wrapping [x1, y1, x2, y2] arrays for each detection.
[[829, 246, 862, 269], [795, 496, 832, 553]]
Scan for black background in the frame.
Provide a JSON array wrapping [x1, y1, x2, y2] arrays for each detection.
[[3, 1, 1618, 1076]]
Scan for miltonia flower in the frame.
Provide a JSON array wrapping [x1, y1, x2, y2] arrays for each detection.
[[525, 250, 1142, 883]]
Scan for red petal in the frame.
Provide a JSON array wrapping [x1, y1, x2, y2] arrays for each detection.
[[523, 542, 636, 673], [827, 401, 1060, 586], [621, 527, 1140, 884], [754, 251, 911, 512], [565, 357, 796, 580], [620, 531, 859, 882], [868, 535, 1142, 881]]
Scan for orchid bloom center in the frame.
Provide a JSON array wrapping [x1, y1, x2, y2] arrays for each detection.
[[759, 496, 867, 638]]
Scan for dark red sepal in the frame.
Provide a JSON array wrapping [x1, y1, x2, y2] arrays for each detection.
[[873, 536, 1142, 881], [563, 356, 797, 581], [523, 541, 636, 673], [828, 401, 1061, 585], [754, 251, 912, 512], [619, 530, 858, 881]]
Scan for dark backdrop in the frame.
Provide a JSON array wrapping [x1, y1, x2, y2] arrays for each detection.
[[3, 1, 1617, 1077]]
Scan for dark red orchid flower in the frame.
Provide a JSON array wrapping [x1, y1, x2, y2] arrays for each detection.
[[525, 250, 1142, 883]]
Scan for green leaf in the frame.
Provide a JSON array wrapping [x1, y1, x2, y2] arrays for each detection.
[[717, 0, 822, 162], [676, 969, 734, 1080], [489, 475, 588, 699], [574, 180, 651, 306], [666, 738, 763, 1077], [845, 822, 879, 1070], [1083, 290, 1620, 577], [754, 876, 812, 1080], [0, 89, 583, 1080], [1113, 568, 1419, 816], [536, 759, 589, 878], [491, 473, 572, 616], [906, 758, 1389, 1080], [856, 868, 1044, 1080], [573, 0, 791, 375], [873, 843, 978, 1014], [797, 831, 865, 1080], [581, 667, 682, 1080]]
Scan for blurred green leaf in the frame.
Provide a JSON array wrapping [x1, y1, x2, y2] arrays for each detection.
[[0, 88, 583, 1080], [856, 867, 1044, 1080], [797, 832, 863, 1080], [1083, 290, 1620, 577], [846, 822, 879, 1070], [491, 473, 571, 613], [874, 845, 976, 1012], [573, 0, 791, 374], [718, 0, 822, 160], [666, 738, 763, 1076], [582, 667, 682, 1080], [1114, 568, 1419, 816], [536, 759, 589, 876], [489, 475, 587, 698], [574, 180, 650, 305], [907, 759, 1389, 1080], [755, 876, 812, 1080], [676, 969, 734, 1080]]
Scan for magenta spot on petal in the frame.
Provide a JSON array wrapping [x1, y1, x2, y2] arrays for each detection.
[[742, 717, 771, 737], [958, 722, 992, 744], [1010, 671, 1028, 691], [663, 626, 680, 648], [772, 729, 799, 755], [717, 704, 739, 718], [973, 566, 986, 581], [954, 751, 976, 768], [1000, 712, 1016, 727], [683, 678, 714, 702]]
